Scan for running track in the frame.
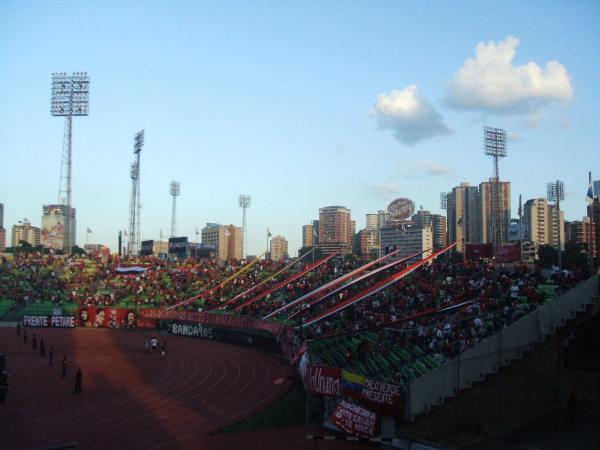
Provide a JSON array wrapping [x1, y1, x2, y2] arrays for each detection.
[[0, 327, 295, 450]]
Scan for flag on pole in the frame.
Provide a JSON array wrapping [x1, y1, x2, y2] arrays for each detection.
[[87, 227, 92, 233], [586, 180, 594, 205], [267, 228, 272, 238]]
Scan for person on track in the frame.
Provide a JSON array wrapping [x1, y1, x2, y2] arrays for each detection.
[[150, 336, 158, 354], [74, 367, 82, 394]]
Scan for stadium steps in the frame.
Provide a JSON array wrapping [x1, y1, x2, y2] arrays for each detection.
[[406, 277, 599, 419]]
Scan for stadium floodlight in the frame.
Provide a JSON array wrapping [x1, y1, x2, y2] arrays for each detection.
[[128, 130, 145, 255], [51, 72, 90, 116], [483, 126, 507, 248], [547, 180, 565, 203], [239, 195, 251, 259], [50, 72, 90, 255], [134, 129, 145, 154], [170, 181, 180, 238], [547, 180, 565, 270]]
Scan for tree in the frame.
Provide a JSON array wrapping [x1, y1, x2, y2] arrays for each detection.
[[563, 240, 589, 272], [538, 245, 557, 268], [17, 240, 33, 253]]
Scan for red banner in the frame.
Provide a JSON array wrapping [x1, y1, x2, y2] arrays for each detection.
[[307, 365, 342, 396], [138, 309, 291, 337], [361, 377, 402, 409], [465, 243, 493, 259], [495, 243, 521, 263], [77, 306, 140, 329], [330, 401, 377, 437]]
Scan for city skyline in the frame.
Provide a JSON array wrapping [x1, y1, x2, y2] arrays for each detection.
[[1, 1, 598, 255]]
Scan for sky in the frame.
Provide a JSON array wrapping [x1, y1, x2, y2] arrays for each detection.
[[1, 0, 599, 256]]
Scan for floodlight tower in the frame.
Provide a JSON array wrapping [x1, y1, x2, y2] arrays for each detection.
[[170, 181, 180, 238], [127, 130, 144, 255], [51, 72, 90, 254], [547, 180, 565, 270], [239, 195, 251, 258], [483, 126, 507, 248]]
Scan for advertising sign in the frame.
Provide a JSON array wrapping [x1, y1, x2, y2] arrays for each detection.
[[140, 240, 154, 256], [465, 243, 494, 259], [77, 306, 138, 329], [139, 309, 291, 336], [330, 401, 377, 437], [496, 242, 522, 263], [168, 236, 188, 257], [308, 365, 342, 397], [386, 198, 415, 222], [168, 322, 215, 340], [23, 315, 75, 328]]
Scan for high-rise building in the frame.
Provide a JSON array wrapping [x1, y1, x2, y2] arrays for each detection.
[[270, 235, 288, 262], [412, 210, 447, 250], [446, 183, 480, 253], [201, 223, 242, 261], [588, 199, 600, 262], [431, 215, 447, 250], [565, 219, 590, 247], [524, 198, 565, 249], [479, 178, 511, 245], [379, 224, 432, 262], [317, 206, 352, 255], [41, 204, 77, 250], [365, 214, 379, 230], [312, 220, 320, 246], [302, 224, 314, 248], [0, 202, 5, 251], [358, 228, 379, 258], [377, 210, 388, 229], [593, 180, 600, 198], [12, 219, 41, 247]]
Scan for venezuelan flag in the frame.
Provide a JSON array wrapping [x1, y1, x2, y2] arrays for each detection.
[[341, 370, 365, 399]]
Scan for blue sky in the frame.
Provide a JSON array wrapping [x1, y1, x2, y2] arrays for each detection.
[[1, 1, 599, 255]]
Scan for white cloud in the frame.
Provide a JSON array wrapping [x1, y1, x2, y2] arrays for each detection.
[[446, 36, 573, 114], [399, 161, 453, 179], [370, 85, 452, 145]]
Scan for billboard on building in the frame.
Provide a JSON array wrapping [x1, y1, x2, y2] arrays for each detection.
[[140, 240, 154, 256], [41, 206, 65, 249], [168, 236, 188, 258], [386, 198, 415, 222]]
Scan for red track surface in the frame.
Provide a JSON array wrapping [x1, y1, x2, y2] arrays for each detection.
[[0, 328, 374, 450], [0, 327, 298, 449]]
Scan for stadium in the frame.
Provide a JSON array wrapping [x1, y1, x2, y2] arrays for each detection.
[[1, 248, 599, 449]]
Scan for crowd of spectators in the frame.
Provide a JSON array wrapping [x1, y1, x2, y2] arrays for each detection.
[[1, 250, 587, 382], [0, 252, 283, 311], [303, 259, 584, 379]]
